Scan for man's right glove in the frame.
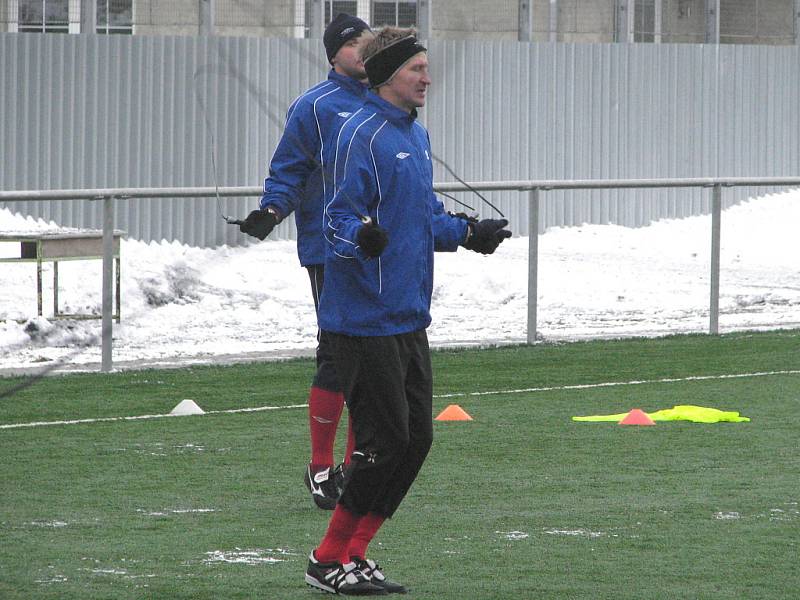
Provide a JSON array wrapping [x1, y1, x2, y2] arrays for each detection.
[[356, 222, 389, 258], [464, 218, 512, 255], [239, 208, 279, 241]]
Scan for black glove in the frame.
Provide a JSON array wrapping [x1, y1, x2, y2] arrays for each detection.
[[356, 222, 389, 258], [239, 209, 279, 241], [464, 218, 512, 255]]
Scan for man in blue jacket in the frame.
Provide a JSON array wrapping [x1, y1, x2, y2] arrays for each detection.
[[304, 27, 511, 595], [239, 14, 373, 511]]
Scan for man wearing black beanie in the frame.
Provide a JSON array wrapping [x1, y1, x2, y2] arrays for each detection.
[[239, 15, 373, 516], [324, 13, 371, 65]]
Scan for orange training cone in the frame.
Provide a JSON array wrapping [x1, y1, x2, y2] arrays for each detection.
[[619, 408, 656, 426], [435, 404, 473, 421]]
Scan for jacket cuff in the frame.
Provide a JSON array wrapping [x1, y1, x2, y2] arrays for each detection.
[[462, 221, 473, 245]]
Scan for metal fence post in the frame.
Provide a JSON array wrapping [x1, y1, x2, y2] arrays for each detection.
[[102, 196, 114, 372], [709, 184, 722, 335], [199, 0, 214, 36], [795, 0, 800, 45], [616, 0, 633, 43], [309, 0, 325, 39], [706, 0, 720, 44], [518, 0, 532, 42], [527, 188, 540, 344], [80, 0, 96, 34], [417, 0, 432, 41], [654, 0, 662, 43]]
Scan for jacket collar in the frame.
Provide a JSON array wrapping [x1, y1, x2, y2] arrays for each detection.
[[365, 92, 418, 127], [327, 69, 370, 97]]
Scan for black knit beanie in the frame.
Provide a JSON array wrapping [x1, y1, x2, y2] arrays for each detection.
[[324, 13, 370, 65]]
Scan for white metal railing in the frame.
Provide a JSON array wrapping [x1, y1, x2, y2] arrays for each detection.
[[2, 176, 799, 372]]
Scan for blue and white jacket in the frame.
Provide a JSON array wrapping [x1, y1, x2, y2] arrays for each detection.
[[260, 70, 369, 267], [318, 94, 469, 337]]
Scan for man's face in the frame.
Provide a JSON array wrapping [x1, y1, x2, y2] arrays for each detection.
[[332, 31, 373, 81], [380, 52, 431, 113]]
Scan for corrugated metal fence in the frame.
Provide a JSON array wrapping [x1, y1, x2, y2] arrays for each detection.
[[1, 33, 799, 247]]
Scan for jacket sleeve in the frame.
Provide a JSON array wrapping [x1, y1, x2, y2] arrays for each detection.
[[324, 131, 377, 259], [431, 193, 469, 252], [259, 99, 319, 217]]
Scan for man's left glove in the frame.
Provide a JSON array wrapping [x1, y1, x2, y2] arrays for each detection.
[[239, 208, 279, 241], [464, 218, 512, 255]]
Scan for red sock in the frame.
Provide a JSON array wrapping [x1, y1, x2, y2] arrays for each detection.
[[343, 414, 356, 466], [347, 513, 386, 561], [315, 505, 360, 564], [308, 387, 345, 470]]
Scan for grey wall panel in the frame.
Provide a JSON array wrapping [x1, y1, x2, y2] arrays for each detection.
[[0, 34, 325, 246], [424, 40, 799, 231], [1, 33, 799, 246]]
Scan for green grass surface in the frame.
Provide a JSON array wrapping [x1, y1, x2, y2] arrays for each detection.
[[1, 330, 799, 599]]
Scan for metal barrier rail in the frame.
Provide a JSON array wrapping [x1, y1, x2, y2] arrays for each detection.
[[2, 176, 800, 372]]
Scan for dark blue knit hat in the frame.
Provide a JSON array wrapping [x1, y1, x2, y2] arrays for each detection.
[[324, 13, 370, 64]]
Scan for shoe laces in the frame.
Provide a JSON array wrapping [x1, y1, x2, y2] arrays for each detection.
[[354, 558, 386, 582], [311, 553, 370, 588], [338, 561, 370, 586]]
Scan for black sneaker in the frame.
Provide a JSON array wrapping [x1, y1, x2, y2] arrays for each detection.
[[352, 558, 407, 594], [305, 552, 387, 595], [304, 464, 341, 510]]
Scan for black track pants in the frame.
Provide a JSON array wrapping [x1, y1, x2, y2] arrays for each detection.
[[327, 329, 434, 518], [306, 264, 341, 393]]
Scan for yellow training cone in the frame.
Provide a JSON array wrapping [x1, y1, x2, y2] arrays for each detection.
[[435, 404, 473, 421]]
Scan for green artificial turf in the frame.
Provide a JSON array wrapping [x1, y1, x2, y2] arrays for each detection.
[[1, 330, 798, 599]]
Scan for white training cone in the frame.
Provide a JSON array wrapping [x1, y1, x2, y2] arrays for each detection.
[[170, 399, 205, 416]]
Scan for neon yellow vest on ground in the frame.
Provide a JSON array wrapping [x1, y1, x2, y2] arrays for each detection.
[[572, 405, 750, 423]]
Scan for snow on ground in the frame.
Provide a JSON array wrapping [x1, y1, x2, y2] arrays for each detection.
[[0, 190, 798, 372]]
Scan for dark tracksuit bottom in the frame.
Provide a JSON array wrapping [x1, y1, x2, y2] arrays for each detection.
[[325, 328, 434, 518], [306, 264, 341, 393]]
